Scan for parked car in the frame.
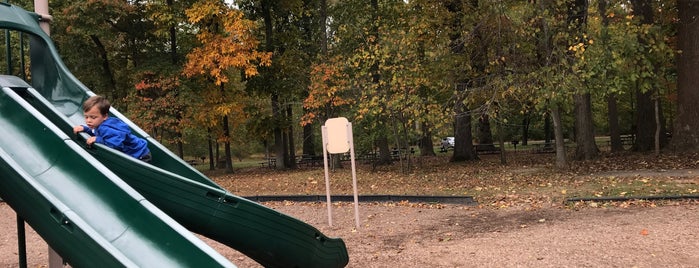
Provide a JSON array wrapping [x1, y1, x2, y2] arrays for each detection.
[[440, 137, 454, 151]]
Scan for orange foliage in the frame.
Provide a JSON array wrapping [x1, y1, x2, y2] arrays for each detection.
[[182, 0, 272, 85], [125, 71, 184, 143], [301, 58, 353, 126]]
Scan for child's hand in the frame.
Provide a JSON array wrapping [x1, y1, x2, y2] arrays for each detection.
[[86, 136, 96, 145], [73, 125, 83, 134]]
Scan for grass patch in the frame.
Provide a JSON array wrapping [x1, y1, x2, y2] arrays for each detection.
[[206, 152, 699, 208]]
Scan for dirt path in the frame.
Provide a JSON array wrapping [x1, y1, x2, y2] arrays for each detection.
[[1, 201, 697, 267]]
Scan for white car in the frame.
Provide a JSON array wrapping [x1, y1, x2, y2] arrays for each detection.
[[440, 137, 454, 151]]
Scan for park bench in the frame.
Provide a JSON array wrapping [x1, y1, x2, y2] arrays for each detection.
[[607, 134, 635, 147], [474, 144, 499, 154], [391, 147, 415, 160], [531, 142, 555, 154], [356, 152, 377, 164]]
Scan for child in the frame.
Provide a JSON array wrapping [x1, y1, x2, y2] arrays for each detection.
[[73, 95, 152, 163]]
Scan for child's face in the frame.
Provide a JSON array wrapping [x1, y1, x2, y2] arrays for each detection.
[[84, 106, 108, 129]]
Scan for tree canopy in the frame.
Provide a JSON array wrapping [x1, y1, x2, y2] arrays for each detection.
[[4, 0, 696, 171]]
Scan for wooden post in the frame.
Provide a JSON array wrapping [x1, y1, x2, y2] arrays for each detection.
[[33, 0, 62, 266]]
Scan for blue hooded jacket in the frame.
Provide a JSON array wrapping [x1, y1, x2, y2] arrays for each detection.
[[81, 117, 150, 159]]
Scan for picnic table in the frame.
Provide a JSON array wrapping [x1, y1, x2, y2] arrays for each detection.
[[259, 157, 276, 168], [297, 154, 323, 167]]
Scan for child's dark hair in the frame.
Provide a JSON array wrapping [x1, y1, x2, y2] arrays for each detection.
[[83, 95, 110, 115]]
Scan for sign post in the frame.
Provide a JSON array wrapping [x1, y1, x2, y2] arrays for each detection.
[[322, 117, 360, 229]]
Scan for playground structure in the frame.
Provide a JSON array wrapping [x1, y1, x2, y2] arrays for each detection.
[[0, 3, 348, 267]]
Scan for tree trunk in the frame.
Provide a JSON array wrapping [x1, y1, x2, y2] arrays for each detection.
[[477, 114, 494, 145], [286, 104, 296, 168], [89, 35, 117, 101], [607, 94, 623, 152], [446, 0, 477, 162], [167, 0, 184, 159], [419, 122, 436, 156], [375, 136, 392, 165], [544, 112, 552, 144], [497, 119, 506, 165], [272, 93, 285, 169], [369, 0, 392, 166], [671, 0, 699, 151], [631, 0, 668, 152], [222, 114, 233, 173], [634, 89, 656, 151], [320, 0, 328, 55], [303, 123, 315, 156], [174, 121, 183, 158], [215, 141, 220, 168], [551, 106, 568, 169], [282, 125, 289, 167], [568, 0, 597, 160], [221, 84, 233, 173], [574, 93, 599, 160], [521, 114, 530, 146], [654, 97, 660, 155], [599, 0, 623, 153], [261, 0, 285, 169], [536, 0, 552, 147], [452, 109, 477, 162], [207, 127, 215, 171], [301, 0, 325, 158]]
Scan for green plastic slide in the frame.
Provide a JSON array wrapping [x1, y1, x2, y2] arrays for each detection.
[[1, 3, 348, 268], [0, 76, 236, 267]]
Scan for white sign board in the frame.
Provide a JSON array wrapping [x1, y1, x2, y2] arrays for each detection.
[[321, 117, 360, 229], [325, 117, 350, 153]]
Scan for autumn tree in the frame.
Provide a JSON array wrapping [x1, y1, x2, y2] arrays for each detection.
[[325, 0, 399, 166], [121, 0, 201, 158], [596, 0, 624, 153], [516, 0, 574, 168], [51, 0, 144, 104], [445, 0, 477, 162], [183, 0, 272, 173], [303, 59, 353, 122], [569, 0, 600, 161], [236, 0, 327, 169], [139, 0, 197, 158], [304, 0, 389, 165], [127, 72, 183, 146], [402, 1, 454, 157], [50, 0, 199, 156], [630, 0, 670, 153], [363, 0, 453, 167], [305, 0, 456, 168]]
